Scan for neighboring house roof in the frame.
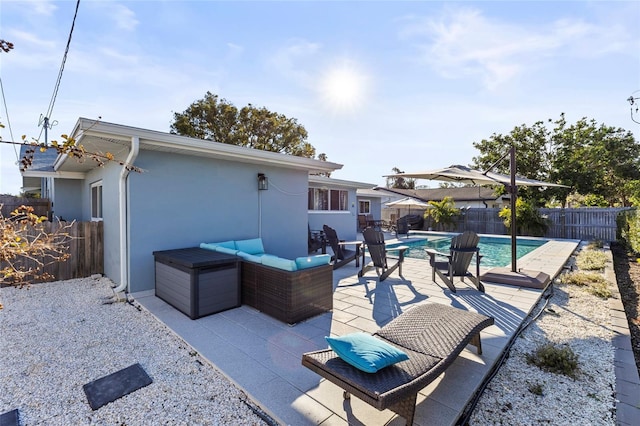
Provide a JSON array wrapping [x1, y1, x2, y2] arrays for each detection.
[[19, 145, 60, 193], [309, 175, 375, 190], [374, 186, 502, 202], [356, 188, 385, 198], [19, 144, 58, 172], [21, 117, 343, 179]]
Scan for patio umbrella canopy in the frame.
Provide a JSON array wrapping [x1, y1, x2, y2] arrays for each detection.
[[385, 197, 429, 215], [388, 164, 567, 188], [386, 147, 568, 275]]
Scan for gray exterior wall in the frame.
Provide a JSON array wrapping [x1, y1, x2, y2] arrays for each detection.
[[52, 178, 83, 221], [126, 150, 311, 293], [308, 187, 358, 239], [84, 162, 123, 283]]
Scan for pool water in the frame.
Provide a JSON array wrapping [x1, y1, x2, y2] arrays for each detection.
[[388, 234, 548, 268]]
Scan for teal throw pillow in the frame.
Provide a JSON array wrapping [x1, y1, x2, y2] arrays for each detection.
[[325, 332, 409, 373], [235, 238, 265, 255]]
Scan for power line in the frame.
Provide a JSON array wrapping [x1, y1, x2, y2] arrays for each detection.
[[0, 75, 18, 161], [37, 0, 81, 143]]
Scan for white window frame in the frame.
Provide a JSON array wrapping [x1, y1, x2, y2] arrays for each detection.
[[308, 188, 349, 211], [359, 200, 371, 214], [91, 181, 103, 221]]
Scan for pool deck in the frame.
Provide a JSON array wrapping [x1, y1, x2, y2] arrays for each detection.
[[133, 235, 638, 425]]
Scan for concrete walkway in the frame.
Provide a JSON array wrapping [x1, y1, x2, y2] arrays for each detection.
[[133, 236, 626, 426]]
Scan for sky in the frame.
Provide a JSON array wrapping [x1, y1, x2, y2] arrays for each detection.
[[1, 0, 639, 195]]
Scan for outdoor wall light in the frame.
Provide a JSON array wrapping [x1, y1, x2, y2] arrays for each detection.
[[258, 173, 268, 190]]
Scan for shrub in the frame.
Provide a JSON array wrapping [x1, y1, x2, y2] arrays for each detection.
[[576, 250, 607, 270], [527, 382, 544, 396], [560, 271, 606, 286], [617, 209, 640, 254], [587, 281, 612, 299], [526, 343, 579, 379], [499, 198, 550, 237]]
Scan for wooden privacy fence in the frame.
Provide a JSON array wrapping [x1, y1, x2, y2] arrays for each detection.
[[1, 221, 103, 284], [385, 207, 632, 242], [0, 196, 51, 218]]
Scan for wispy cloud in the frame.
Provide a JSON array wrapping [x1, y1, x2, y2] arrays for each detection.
[[399, 7, 635, 90], [110, 4, 139, 31], [91, 2, 139, 31], [267, 39, 322, 87], [27, 0, 57, 16]]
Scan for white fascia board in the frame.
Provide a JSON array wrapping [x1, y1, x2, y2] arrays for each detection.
[[309, 175, 376, 189], [21, 170, 85, 180]]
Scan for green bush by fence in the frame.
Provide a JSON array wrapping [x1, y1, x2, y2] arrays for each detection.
[[617, 208, 640, 253]]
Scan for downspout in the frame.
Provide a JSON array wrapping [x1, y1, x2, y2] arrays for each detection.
[[113, 136, 139, 293]]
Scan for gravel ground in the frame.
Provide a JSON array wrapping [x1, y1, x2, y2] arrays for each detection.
[[0, 277, 269, 426], [469, 249, 617, 425], [1, 251, 619, 426]]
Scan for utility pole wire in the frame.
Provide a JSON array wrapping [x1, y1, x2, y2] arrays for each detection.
[[37, 0, 81, 143], [0, 75, 18, 160]]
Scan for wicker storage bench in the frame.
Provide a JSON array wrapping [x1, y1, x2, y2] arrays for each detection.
[[153, 248, 240, 320], [241, 261, 333, 325], [302, 303, 494, 425]]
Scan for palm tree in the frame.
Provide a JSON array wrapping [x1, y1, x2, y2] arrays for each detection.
[[424, 197, 460, 231]]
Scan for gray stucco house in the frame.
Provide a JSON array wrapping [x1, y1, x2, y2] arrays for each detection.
[[21, 117, 368, 293]]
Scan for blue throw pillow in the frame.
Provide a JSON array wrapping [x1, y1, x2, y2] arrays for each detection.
[[200, 243, 218, 251], [325, 332, 409, 373], [295, 254, 331, 270], [235, 238, 265, 255]]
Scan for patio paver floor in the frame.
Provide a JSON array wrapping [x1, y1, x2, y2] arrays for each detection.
[[134, 236, 582, 425]]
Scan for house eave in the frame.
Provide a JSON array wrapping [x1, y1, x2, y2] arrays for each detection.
[[22, 170, 86, 180], [309, 175, 375, 189], [60, 117, 343, 174]]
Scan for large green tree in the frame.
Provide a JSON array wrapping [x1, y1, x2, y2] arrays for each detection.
[[549, 115, 640, 206], [472, 119, 553, 206], [472, 114, 640, 207], [171, 92, 316, 158]]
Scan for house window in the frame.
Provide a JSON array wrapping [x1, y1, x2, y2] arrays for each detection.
[[359, 200, 370, 214], [91, 181, 103, 221], [308, 188, 348, 211]]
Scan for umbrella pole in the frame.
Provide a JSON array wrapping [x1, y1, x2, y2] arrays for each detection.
[[510, 146, 517, 272]]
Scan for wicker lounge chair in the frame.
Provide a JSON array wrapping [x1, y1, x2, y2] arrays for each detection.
[[323, 225, 361, 270], [359, 228, 408, 281], [426, 230, 484, 293], [302, 303, 494, 425]]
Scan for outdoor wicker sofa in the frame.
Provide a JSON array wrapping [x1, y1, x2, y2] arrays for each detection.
[[241, 260, 333, 325], [200, 238, 334, 325], [302, 303, 494, 425]]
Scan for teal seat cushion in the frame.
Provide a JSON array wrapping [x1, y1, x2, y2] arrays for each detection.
[[235, 238, 265, 255], [262, 255, 297, 271], [216, 240, 237, 250], [236, 251, 263, 263], [295, 254, 331, 270], [215, 246, 239, 255], [325, 332, 409, 373], [200, 243, 218, 251]]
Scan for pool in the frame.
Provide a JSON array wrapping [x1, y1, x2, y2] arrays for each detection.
[[387, 233, 548, 268]]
